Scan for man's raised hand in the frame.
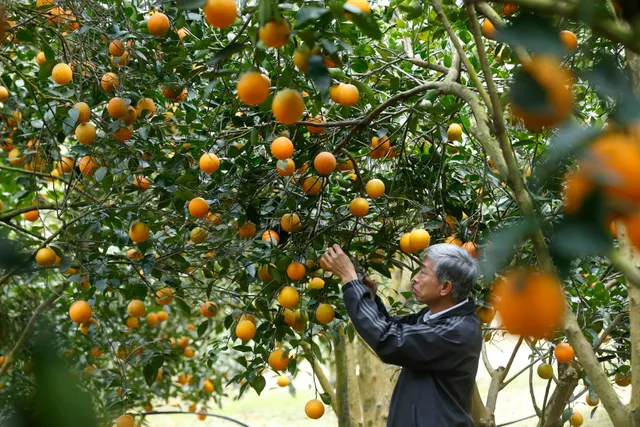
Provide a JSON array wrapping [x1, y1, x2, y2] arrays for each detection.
[[321, 244, 358, 284]]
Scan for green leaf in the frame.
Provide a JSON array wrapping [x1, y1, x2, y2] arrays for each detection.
[[143, 355, 164, 387], [198, 320, 209, 337], [16, 29, 33, 42], [38, 60, 56, 82], [349, 8, 382, 40], [369, 261, 391, 279], [497, 14, 565, 56], [176, 0, 205, 9], [296, 7, 330, 27], [251, 375, 266, 395], [207, 43, 247, 66], [480, 218, 537, 283], [94, 167, 108, 182], [307, 55, 331, 93], [320, 392, 332, 405], [399, 1, 423, 20]]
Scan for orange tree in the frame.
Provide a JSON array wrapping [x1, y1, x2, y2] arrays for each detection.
[[2, 0, 640, 426]]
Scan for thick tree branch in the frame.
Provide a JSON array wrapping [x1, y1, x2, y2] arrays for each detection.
[[539, 363, 580, 427]]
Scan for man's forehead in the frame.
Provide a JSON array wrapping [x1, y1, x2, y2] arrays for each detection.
[[421, 258, 435, 270]]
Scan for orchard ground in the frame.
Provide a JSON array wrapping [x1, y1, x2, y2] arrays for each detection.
[[146, 332, 627, 427]]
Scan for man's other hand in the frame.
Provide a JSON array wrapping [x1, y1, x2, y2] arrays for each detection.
[[321, 244, 358, 284], [363, 276, 377, 295]]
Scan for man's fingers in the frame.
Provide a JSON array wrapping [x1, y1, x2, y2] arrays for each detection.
[[332, 244, 343, 254]]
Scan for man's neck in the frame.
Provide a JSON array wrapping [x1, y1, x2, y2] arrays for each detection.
[[428, 298, 456, 315]]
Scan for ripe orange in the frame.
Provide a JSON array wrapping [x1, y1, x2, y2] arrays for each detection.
[[399, 233, 414, 253], [148, 12, 170, 37], [503, 3, 518, 16], [349, 197, 369, 217], [272, 89, 304, 125], [129, 222, 150, 243], [371, 135, 390, 159], [287, 262, 306, 280], [207, 212, 222, 225], [278, 286, 299, 308], [203, 379, 215, 393], [271, 137, 294, 160], [482, 19, 496, 39], [122, 107, 137, 125], [277, 159, 296, 176], [345, 0, 371, 14], [586, 394, 600, 406], [127, 300, 146, 318], [116, 415, 135, 427], [262, 230, 280, 244], [365, 179, 385, 198], [258, 264, 274, 281], [157, 310, 168, 321], [190, 227, 207, 243], [305, 115, 325, 134], [109, 40, 125, 56], [338, 83, 359, 107], [69, 300, 92, 324], [447, 123, 462, 141], [78, 156, 99, 177], [197, 410, 207, 421], [235, 319, 256, 340], [8, 148, 24, 165], [537, 363, 553, 379], [268, 349, 289, 371], [75, 123, 96, 145], [330, 84, 343, 103], [126, 317, 139, 329], [281, 213, 301, 232], [36, 51, 47, 65], [146, 312, 159, 326], [569, 412, 583, 426], [237, 221, 257, 237], [309, 278, 325, 290], [305, 399, 325, 419], [314, 152, 337, 175], [445, 236, 463, 246], [302, 176, 323, 195], [199, 152, 220, 173], [188, 197, 209, 218], [277, 376, 290, 387], [155, 287, 175, 305], [409, 229, 430, 251], [136, 98, 156, 118], [51, 63, 72, 84], [133, 176, 150, 191], [237, 72, 270, 105], [615, 371, 632, 387], [462, 241, 478, 258], [101, 72, 119, 92], [162, 87, 187, 101], [554, 342, 575, 363], [336, 159, 355, 171], [108, 98, 127, 119], [559, 30, 578, 53], [476, 306, 495, 324], [492, 271, 565, 339], [200, 301, 218, 318], [112, 127, 133, 142], [183, 347, 195, 358], [24, 209, 39, 222], [259, 19, 290, 48], [36, 248, 57, 266], [74, 102, 90, 123], [204, 0, 237, 29], [315, 304, 335, 324]]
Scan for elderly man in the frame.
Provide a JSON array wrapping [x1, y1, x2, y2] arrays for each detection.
[[321, 243, 482, 427]]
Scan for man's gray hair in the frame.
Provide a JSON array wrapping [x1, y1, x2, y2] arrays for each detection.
[[424, 243, 478, 303]]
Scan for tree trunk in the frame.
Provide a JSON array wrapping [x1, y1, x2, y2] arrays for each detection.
[[537, 362, 580, 427], [334, 324, 363, 426]]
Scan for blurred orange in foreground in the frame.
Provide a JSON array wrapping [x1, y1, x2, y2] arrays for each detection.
[[491, 270, 565, 339]]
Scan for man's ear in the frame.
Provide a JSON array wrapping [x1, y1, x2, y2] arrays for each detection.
[[441, 281, 453, 297]]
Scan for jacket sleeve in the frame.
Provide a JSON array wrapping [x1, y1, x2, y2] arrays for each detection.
[[373, 295, 428, 325], [342, 279, 466, 371]]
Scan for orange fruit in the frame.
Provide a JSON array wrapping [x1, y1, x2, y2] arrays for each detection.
[[116, 415, 135, 427], [74, 102, 90, 123], [477, 306, 495, 324], [188, 197, 209, 218], [8, 148, 24, 166], [349, 197, 369, 217], [200, 301, 218, 318], [58, 157, 75, 173], [262, 230, 280, 244], [482, 19, 496, 39], [136, 98, 156, 118], [259, 19, 290, 48], [69, 300, 92, 324], [235, 319, 256, 340], [109, 40, 125, 56], [409, 229, 430, 251], [36, 248, 57, 266], [460, 241, 477, 257], [271, 137, 294, 160], [156, 310, 168, 321], [366, 179, 385, 198], [586, 394, 600, 406], [272, 89, 304, 125], [237, 221, 257, 237], [277, 376, 290, 387], [183, 347, 195, 358], [371, 135, 390, 159], [197, 410, 207, 421], [146, 312, 159, 326], [569, 412, 583, 426], [537, 363, 553, 379], [281, 213, 301, 232], [276, 159, 296, 176], [554, 343, 575, 363], [330, 84, 343, 103], [24, 209, 39, 222], [108, 97, 127, 119], [129, 222, 150, 243], [127, 300, 145, 318], [190, 227, 207, 244], [199, 152, 220, 173], [268, 349, 289, 371], [399, 233, 414, 253], [148, 12, 170, 37], [305, 115, 325, 134], [447, 123, 462, 141], [559, 30, 578, 52], [336, 159, 355, 171], [203, 379, 215, 393], [101, 72, 119, 92], [36, 51, 47, 65], [126, 317, 139, 329], [162, 87, 187, 101], [615, 371, 632, 387], [302, 176, 322, 195], [122, 107, 137, 125], [445, 236, 463, 246], [287, 262, 306, 280], [237, 72, 270, 105], [0, 86, 8, 101], [133, 176, 150, 191], [204, 0, 237, 29], [75, 123, 96, 145], [503, 3, 518, 16], [78, 156, 99, 177], [258, 264, 274, 281], [282, 308, 296, 326], [314, 152, 337, 175], [278, 286, 299, 308], [315, 303, 335, 324], [338, 83, 359, 107], [112, 127, 133, 142], [309, 277, 325, 290], [305, 399, 325, 419], [492, 271, 565, 339], [51, 63, 72, 84]]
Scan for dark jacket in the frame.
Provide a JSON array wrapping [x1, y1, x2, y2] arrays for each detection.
[[342, 280, 482, 427]]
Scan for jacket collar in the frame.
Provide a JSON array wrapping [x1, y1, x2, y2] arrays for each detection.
[[423, 298, 476, 321]]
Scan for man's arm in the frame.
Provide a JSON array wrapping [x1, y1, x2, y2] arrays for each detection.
[[342, 279, 464, 370]]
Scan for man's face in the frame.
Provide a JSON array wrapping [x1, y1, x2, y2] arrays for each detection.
[[411, 259, 447, 304]]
